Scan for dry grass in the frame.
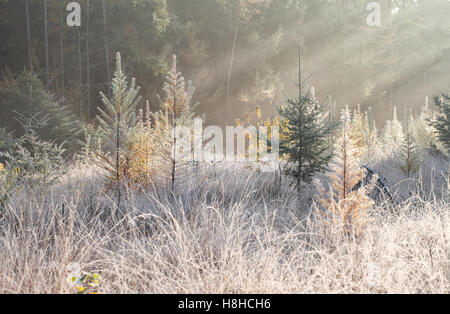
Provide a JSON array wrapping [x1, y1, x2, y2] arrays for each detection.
[[0, 161, 448, 294]]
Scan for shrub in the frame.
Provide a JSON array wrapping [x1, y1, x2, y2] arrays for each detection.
[[0, 133, 66, 186]]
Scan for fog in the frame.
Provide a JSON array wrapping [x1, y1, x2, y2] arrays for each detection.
[[0, 0, 449, 127]]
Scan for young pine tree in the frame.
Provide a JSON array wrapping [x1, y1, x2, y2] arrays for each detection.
[[391, 106, 405, 148], [279, 87, 338, 190], [361, 109, 381, 164], [396, 115, 420, 178], [152, 55, 197, 192], [96, 52, 142, 206], [350, 104, 365, 151]]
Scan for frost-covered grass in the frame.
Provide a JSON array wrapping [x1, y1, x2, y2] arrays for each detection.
[[0, 158, 448, 294]]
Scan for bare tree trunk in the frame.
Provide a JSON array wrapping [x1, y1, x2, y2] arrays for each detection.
[[77, 28, 82, 119], [328, 95, 334, 154], [297, 46, 303, 193], [116, 108, 121, 207], [86, 0, 91, 119], [389, 0, 394, 110], [44, 0, 49, 89], [226, 27, 238, 117], [171, 87, 177, 192], [25, 0, 33, 71], [101, 0, 111, 92], [298, 46, 302, 100], [60, 0, 65, 101]]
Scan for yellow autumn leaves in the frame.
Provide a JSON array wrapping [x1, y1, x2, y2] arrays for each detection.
[[69, 272, 100, 295], [237, 106, 290, 143]]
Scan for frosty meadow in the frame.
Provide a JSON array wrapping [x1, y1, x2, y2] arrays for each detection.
[[0, 0, 448, 296]]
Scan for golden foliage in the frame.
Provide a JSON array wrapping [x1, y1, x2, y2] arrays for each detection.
[[127, 104, 155, 188], [236, 106, 288, 163], [315, 109, 378, 236]]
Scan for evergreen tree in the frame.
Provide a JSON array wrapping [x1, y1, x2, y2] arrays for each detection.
[[0, 112, 66, 187], [391, 106, 405, 147], [431, 94, 450, 153], [0, 128, 15, 157], [350, 104, 365, 151], [151, 55, 197, 192], [0, 132, 66, 187], [279, 87, 338, 189], [415, 97, 437, 151], [0, 71, 81, 150], [361, 109, 381, 164], [396, 116, 420, 178], [96, 52, 142, 206], [0, 128, 18, 167], [382, 120, 393, 156], [382, 107, 405, 157]]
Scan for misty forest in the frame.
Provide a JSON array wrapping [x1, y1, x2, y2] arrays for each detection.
[[0, 0, 449, 294]]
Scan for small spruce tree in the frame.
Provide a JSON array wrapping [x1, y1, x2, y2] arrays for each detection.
[[414, 97, 436, 151], [279, 87, 338, 190], [431, 94, 450, 153], [0, 71, 80, 150]]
